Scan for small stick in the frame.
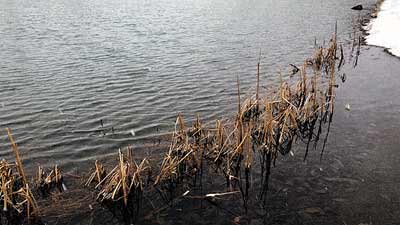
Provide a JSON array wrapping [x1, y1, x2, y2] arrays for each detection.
[[256, 53, 261, 101], [118, 150, 128, 206], [95, 166, 118, 189]]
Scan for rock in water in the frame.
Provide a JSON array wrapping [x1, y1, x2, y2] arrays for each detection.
[[304, 207, 324, 215], [351, 5, 363, 10]]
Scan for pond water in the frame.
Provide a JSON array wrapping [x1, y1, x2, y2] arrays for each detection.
[[0, 0, 371, 169]]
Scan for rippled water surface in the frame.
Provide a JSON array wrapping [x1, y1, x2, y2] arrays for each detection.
[[0, 0, 368, 168]]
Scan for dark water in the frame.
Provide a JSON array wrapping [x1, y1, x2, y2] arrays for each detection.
[[0, 0, 369, 169]]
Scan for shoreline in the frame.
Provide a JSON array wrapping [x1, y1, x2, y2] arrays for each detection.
[[364, 43, 400, 59]]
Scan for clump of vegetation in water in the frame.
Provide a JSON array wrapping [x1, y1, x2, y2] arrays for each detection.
[[86, 147, 151, 224], [35, 165, 66, 197]]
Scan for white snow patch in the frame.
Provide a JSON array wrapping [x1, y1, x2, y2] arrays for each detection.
[[366, 0, 400, 56]]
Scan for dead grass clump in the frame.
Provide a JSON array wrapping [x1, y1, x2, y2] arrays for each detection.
[[1, 129, 40, 224], [0, 160, 27, 224], [35, 165, 66, 197], [86, 147, 151, 224], [154, 113, 208, 203]]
